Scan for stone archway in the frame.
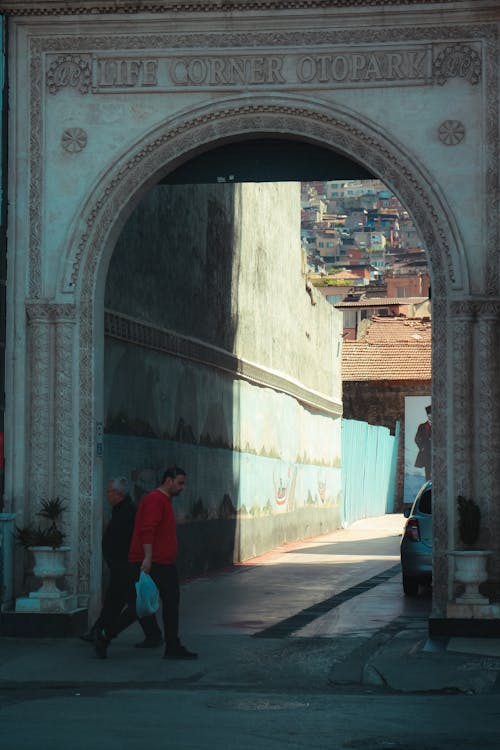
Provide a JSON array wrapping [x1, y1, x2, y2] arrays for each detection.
[[3, 3, 498, 630], [60, 97, 465, 615]]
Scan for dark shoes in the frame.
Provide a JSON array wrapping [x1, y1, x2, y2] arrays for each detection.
[[134, 636, 163, 649], [80, 624, 99, 642], [94, 630, 195, 659], [163, 644, 198, 660], [94, 628, 110, 659]]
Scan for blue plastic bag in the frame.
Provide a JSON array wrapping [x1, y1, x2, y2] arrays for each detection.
[[135, 571, 160, 618]]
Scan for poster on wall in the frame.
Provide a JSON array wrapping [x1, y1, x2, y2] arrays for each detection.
[[404, 396, 431, 505]]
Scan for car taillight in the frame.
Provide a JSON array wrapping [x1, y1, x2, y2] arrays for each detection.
[[404, 518, 421, 542]]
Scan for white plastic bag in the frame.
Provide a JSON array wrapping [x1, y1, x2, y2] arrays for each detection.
[[135, 571, 160, 618]]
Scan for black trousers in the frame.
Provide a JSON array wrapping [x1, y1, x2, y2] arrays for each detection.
[[102, 564, 159, 641], [99, 564, 135, 637], [128, 562, 180, 649]]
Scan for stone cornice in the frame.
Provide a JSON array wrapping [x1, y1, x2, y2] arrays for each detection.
[[104, 309, 343, 418], [0, 0, 491, 18], [450, 299, 500, 318], [26, 301, 77, 322]]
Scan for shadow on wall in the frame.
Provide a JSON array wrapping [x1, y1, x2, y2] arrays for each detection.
[[103, 183, 239, 575]]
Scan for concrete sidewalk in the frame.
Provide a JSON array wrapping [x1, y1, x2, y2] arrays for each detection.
[[327, 616, 500, 694], [1, 515, 500, 695]]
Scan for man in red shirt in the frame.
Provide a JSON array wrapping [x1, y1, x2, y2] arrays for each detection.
[[128, 465, 198, 660]]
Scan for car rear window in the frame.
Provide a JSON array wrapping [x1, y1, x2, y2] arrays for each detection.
[[418, 489, 432, 515]]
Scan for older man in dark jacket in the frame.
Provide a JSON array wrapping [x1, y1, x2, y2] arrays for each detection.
[[82, 477, 161, 658]]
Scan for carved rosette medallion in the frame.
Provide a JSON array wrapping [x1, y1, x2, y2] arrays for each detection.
[[433, 44, 481, 86], [46, 55, 92, 94], [62, 128, 88, 153], [438, 120, 465, 146]]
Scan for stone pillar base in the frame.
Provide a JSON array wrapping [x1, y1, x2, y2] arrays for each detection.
[[429, 615, 500, 638], [446, 602, 500, 619], [15, 594, 78, 613], [0, 607, 88, 637]]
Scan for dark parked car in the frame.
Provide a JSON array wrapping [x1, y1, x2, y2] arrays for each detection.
[[400, 480, 432, 596]]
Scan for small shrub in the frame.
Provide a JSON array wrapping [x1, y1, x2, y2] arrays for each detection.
[[14, 497, 66, 549]]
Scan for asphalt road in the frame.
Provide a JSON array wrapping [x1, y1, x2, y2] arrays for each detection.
[[2, 686, 500, 749]]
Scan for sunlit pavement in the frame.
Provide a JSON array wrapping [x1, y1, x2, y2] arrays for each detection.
[[180, 512, 422, 639]]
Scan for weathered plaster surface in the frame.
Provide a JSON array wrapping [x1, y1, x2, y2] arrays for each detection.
[[106, 182, 339, 396]]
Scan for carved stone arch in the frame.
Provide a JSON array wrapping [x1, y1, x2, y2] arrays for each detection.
[[66, 96, 467, 298], [70, 97, 461, 604]]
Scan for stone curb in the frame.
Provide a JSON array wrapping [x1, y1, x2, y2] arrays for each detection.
[[328, 625, 500, 695]]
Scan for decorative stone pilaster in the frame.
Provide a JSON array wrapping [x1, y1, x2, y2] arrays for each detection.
[[26, 304, 53, 514], [475, 301, 500, 583], [53, 311, 77, 497], [25, 302, 78, 595], [53, 308, 78, 588], [450, 301, 475, 504], [76, 299, 96, 605], [429, 295, 449, 616], [440, 300, 475, 611], [432, 300, 475, 614], [440, 299, 500, 609]]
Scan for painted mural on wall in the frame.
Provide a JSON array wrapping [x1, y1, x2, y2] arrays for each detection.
[[404, 396, 431, 504], [104, 339, 341, 522]]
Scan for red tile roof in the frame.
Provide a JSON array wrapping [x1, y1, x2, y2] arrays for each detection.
[[335, 296, 427, 308], [329, 270, 362, 280], [342, 316, 431, 382], [363, 317, 431, 343]]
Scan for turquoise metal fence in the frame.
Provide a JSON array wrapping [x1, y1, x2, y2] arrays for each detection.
[[341, 418, 400, 526]]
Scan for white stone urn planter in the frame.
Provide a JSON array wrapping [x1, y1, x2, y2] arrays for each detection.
[[15, 545, 75, 613], [14, 497, 77, 613], [448, 549, 492, 605], [29, 546, 70, 599]]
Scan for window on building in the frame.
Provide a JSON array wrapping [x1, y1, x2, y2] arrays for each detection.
[[344, 310, 357, 328], [327, 294, 342, 305]]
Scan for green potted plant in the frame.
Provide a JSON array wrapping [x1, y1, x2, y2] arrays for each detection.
[[15, 497, 69, 602], [15, 497, 67, 549], [457, 494, 481, 547]]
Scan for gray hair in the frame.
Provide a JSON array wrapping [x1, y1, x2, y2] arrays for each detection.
[[107, 476, 129, 496]]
